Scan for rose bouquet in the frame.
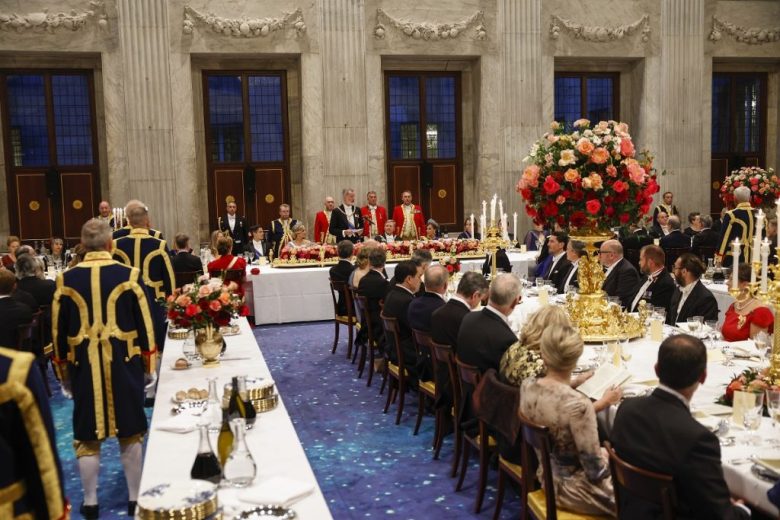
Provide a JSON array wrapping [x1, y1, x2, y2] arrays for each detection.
[[165, 277, 249, 330], [719, 166, 779, 209], [716, 367, 778, 406], [517, 119, 658, 231], [439, 255, 461, 276]]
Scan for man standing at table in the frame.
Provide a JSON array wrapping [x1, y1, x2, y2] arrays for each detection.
[[218, 200, 248, 253], [361, 190, 388, 239], [652, 190, 679, 227], [610, 334, 750, 519], [667, 253, 718, 325], [392, 190, 425, 240], [329, 188, 364, 244], [270, 204, 298, 257], [600, 239, 641, 309], [314, 196, 337, 245], [718, 185, 754, 267], [53, 219, 157, 519]]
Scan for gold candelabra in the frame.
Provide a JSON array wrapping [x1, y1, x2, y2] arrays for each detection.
[[480, 222, 510, 279]]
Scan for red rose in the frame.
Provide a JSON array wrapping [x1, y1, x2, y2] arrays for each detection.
[[168, 309, 178, 320], [543, 200, 559, 217], [571, 190, 584, 201], [754, 196, 763, 205], [586, 199, 601, 215], [251, 267, 260, 275], [520, 188, 532, 200], [615, 191, 629, 203], [750, 177, 759, 184], [543, 176, 561, 195], [613, 180, 627, 193], [570, 211, 587, 227], [446, 264, 454, 273], [640, 204, 650, 214], [240, 305, 250, 316], [605, 206, 615, 217], [525, 206, 538, 218], [185, 304, 200, 317], [619, 213, 630, 224]]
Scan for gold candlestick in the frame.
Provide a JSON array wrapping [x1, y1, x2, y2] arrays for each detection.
[[480, 220, 510, 279]]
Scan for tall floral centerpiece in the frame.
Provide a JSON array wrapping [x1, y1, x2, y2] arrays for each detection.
[[719, 166, 779, 210]]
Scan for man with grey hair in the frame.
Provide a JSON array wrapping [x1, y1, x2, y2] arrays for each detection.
[[693, 214, 719, 250], [15, 250, 55, 309], [408, 263, 448, 333], [52, 218, 156, 518], [457, 274, 521, 373], [329, 188, 364, 243], [718, 185, 754, 266], [660, 215, 691, 249], [600, 239, 641, 309]]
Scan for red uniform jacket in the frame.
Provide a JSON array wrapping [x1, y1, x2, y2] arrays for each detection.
[[313, 211, 335, 244], [392, 204, 426, 239], [361, 205, 388, 238]]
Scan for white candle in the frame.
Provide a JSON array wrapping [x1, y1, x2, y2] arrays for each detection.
[[776, 198, 780, 249], [513, 212, 518, 243], [469, 213, 475, 239], [732, 238, 741, 289], [752, 209, 764, 266], [490, 194, 497, 224], [498, 199, 504, 226], [502, 213, 509, 240], [482, 200, 487, 220], [480, 215, 487, 240], [761, 238, 770, 293]]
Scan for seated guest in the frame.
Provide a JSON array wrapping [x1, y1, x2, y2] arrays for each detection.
[[600, 239, 641, 309], [329, 240, 355, 316], [619, 220, 653, 251], [559, 239, 585, 293], [523, 222, 548, 251], [668, 253, 718, 325], [721, 263, 773, 341], [533, 235, 552, 279], [660, 215, 691, 249], [45, 237, 70, 270], [15, 253, 55, 308], [424, 219, 440, 240], [357, 247, 390, 351], [246, 225, 269, 260], [2, 235, 20, 271], [282, 223, 313, 252], [520, 326, 617, 517], [374, 220, 398, 243], [207, 236, 246, 294], [540, 231, 570, 292], [0, 269, 33, 348], [382, 260, 423, 383], [683, 212, 702, 237], [457, 274, 521, 373], [692, 214, 719, 250], [431, 272, 489, 354], [629, 244, 675, 312], [391, 249, 432, 292], [67, 243, 86, 269], [457, 218, 480, 240], [650, 211, 670, 238], [171, 233, 203, 274], [408, 264, 448, 333], [611, 334, 751, 519], [209, 230, 224, 260], [349, 245, 373, 290], [482, 247, 512, 276]]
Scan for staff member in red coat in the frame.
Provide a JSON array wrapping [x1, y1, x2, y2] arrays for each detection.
[[361, 190, 388, 239], [391, 190, 425, 240], [313, 196, 337, 244]]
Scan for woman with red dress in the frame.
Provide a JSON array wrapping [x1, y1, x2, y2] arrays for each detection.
[[721, 263, 774, 341], [207, 236, 246, 295]]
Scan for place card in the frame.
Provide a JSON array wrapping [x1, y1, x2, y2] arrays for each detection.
[[649, 319, 663, 341], [732, 390, 758, 425], [707, 349, 725, 362], [520, 245, 527, 253], [538, 286, 549, 305]]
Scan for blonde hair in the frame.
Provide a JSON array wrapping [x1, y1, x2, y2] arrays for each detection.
[[355, 246, 373, 269], [540, 325, 583, 371], [519, 305, 571, 352]]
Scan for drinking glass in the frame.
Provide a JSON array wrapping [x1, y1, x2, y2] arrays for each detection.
[[721, 345, 735, 366], [754, 331, 771, 366], [223, 418, 257, 487], [767, 389, 780, 429], [535, 278, 544, 289], [704, 320, 719, 350], [205, 378, 222, 432], [741, 392, 764, 446]]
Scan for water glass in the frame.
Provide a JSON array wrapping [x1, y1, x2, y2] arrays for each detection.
[[721, 345, 735, 366], [653, 306, 666, 322], [754, 331, 771, 366], [704, 320, 719, 349], [535, 278, 544, 289], [741, 392, 764, 445], [767, 390, 780, 428]]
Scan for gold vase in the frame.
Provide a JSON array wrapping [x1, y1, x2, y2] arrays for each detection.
[[195, 325, 223, 368]]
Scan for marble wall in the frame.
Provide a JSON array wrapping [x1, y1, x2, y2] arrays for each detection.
[[0, 0, 778, 244]]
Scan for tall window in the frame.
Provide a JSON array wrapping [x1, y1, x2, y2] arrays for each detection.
[[712, 73, 765, 159], [554, 73, 619, 130]]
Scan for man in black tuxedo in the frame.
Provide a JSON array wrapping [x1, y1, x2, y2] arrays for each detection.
[[692, 215, 719, 249], [390, 250, 432, 295], [660, 215, 692, 249], [407, 264, 448, 381], [329, 188, 364, 244], [218, 201, 248, 253], [245, 225, 270, 261], [457, 274, 521, 373], [620, 222, 653, 251], [381, 260, 422, 383], [171, 233, 203, 275], [600, 239, 641, 309], [667, 253, 718, 325], [0, 269, 34, 348], [558, 240, 585, 294], [611, 334, 751, 519], [628, 245, 675, 312], [540, 231, 570, 293], [374, 220, 399, 244], [649, 211, 670, 239], [357, 248, 390, 351], [328, 241, 355, 316]]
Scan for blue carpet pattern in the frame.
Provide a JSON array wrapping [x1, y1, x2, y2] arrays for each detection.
[[48, 321, 520, 519]]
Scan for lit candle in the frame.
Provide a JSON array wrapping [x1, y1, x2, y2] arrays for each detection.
[[469, 213, 475, 239], [482, 200, 487, 220], [503, 213, 509, 240], [480, 215, 487, 240], [761, 238, 770, 293], [513, 212, 518, 243], [776, 198, 780, 249], [732, 238, 741, 289], [753, 209, 764, 266], [490, 194, 497, 224], [498, 199, 504, 226]]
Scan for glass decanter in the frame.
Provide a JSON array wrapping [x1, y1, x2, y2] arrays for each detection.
[[222, 418, 256, 487], [190, 424, 221, 484], [205, 378, 222, 432]]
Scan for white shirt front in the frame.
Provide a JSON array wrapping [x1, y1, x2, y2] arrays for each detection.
[[547, 251, 565, 278], [630, 266, 664, 311], [676, 279, 699, 317], [228, 214, 236, 231], [252, 240, 265, 255], [563, 261, 579, 288]]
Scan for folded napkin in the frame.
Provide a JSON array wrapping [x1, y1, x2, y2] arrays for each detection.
[[155, 414, 200, 434], [237, 476, 315, 507], [728, 340, 758, 357]]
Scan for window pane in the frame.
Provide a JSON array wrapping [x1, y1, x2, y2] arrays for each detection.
[[586, 77, 614, 123], [6, 75, 49, 167], [248, 75, 284, 162], [208, 76, 244, 163], [734, 77, 761, 154], [554, 77, 581, 131], [388, 76, 420, 160], [711, 75, 731, 153], [52, 75, 93, 165], [425, 76, 456, 159]]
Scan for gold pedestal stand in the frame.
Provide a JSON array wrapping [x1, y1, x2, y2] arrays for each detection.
[[479, 223, 510, 279], [565, 232, 648, 342]]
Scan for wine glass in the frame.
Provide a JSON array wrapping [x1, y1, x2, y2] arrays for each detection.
[[741, 392, 764, 446], [705, 320, 719, 350], [766, 389, 780, 429], [754, 331, 770, 366], [721, 344, 735, 366]]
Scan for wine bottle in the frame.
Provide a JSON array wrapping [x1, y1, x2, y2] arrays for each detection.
[[236, 376, 256, 429], [190, 424, 221, 484], [228, 376, 244, 420], [217, 400, 234, 466]]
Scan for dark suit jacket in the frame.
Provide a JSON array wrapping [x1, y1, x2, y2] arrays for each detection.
[[172, 251, 203, 274], [329, 260, 356, 315], [457, 231, 481, 240], [667, 280, 719, 325], [611, 388, 750, 520], [660, 230, 691, 249], [482, 249, 512, 275], [329, 205, 364, 244], [244, 240, 270, 260], [382, 285, 418, 380], [629, 268, 676, 312], [12, 289, 38, 313], [558, 263, 580, 294], [692, 228, 719, 249], [357, 269, 390, 340], [457, 307, 517, 373], [16, 277, 55, 308], [431, 298, 471, 353], [544, 255, 572, 294], [407, 292, 446, 333], [683, 227, 699, 237], [219, 214, 248, 248], [0, 297, 34, 348], [620, 229, 653, 251], [602, 258, 641, 309]]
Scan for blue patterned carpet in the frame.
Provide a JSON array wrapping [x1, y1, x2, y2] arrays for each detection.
[[49, 321, 520, 519]]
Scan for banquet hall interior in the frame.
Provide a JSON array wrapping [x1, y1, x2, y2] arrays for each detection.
[[2, 0, 780, 519]]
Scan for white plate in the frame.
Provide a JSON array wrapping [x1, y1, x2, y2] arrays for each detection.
[[138, 480, 217, 511]]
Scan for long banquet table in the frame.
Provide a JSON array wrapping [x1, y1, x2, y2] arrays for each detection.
[[511, 295, 778, 516], [248, 251, 538, 325], [139, 318, 332, 519]]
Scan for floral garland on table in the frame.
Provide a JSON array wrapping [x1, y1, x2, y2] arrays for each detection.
[[439, 255, 461, 276], [716, 367, 779, 406], [164, 277, 249, 330], [719, 166, 779, 209], [277, 239, 482, 262], [516, 119, 659, 230]]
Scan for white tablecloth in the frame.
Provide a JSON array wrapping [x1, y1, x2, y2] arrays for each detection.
[[708, 281, 735, 326], [249, 251, 538, 325], [511, 296, 778, 516], [139, 318, 332, 519]]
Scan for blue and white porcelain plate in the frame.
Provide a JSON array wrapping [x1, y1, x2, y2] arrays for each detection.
[[138, 479, 217, 511]]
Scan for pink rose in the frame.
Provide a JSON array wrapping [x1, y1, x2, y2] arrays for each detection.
[[619, 138, 635, 158], [576, 138, 595, 156], [209, 300, 222, 312], [198, 285, 212, 298], [606, 165, 618, 177], [175, 295, 192, 307]]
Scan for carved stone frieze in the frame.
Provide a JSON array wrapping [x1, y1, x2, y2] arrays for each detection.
[[549, 14, 650, 42], [373, 8, 487, 41], [709, 16, 780, 45], [182, 6, 307, 38], [0, 1, 107, 33]]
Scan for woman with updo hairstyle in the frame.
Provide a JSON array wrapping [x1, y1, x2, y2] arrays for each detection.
[[207, 236, 247, 293], [349, 245, 374, 290], [519, 326, 618, 517]]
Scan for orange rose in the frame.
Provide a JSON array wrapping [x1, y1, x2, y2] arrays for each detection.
[[564, 168, 580, 183], [590, 147, 609, 164], [576, 138, 594, 156], [587, 173, 603, 190]]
